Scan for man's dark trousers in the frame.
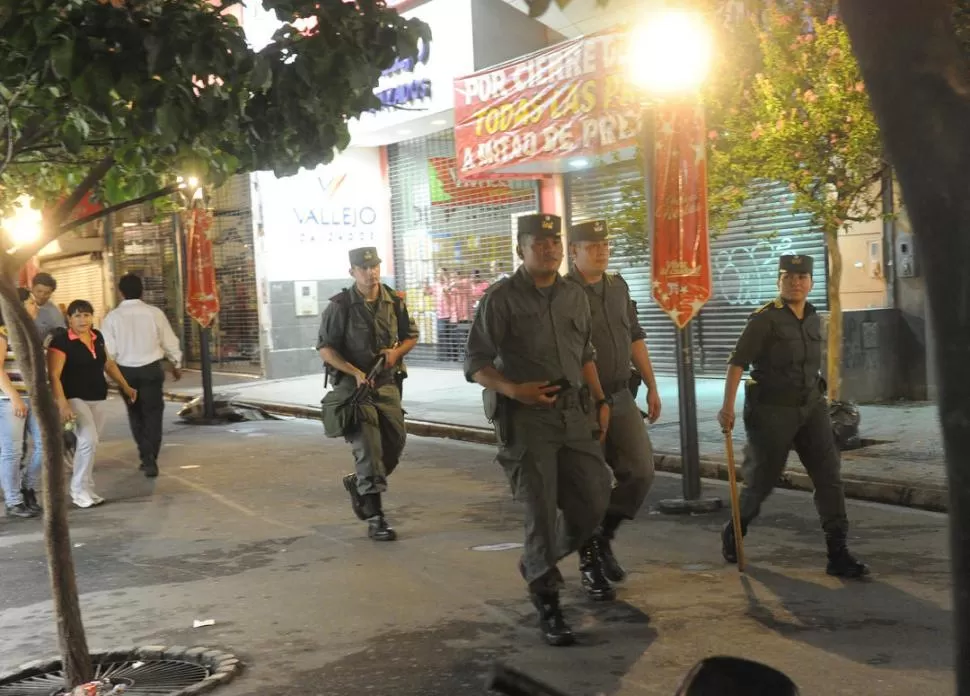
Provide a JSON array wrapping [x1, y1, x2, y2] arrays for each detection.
[[119, 361, 166, 473]]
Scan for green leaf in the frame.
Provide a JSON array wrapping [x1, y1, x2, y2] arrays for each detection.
[[50, 39, 74, 80], [251, 56, 273, 92]]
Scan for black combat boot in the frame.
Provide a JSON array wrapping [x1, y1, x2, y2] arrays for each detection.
[[579, 538, 616, 601], [598, 514, 626, 582], [825, 534, 870, 579], [22, 488, 42, 514], [367, 514, 397, 541], [342, 473, 366, 521], [721, 519, 749, 564], [530, 591, 575, 646], [363, 493, 396, 541]]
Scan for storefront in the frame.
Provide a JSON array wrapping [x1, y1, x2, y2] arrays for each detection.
[[111, 174, 261, 375], [243, 0, 556, 377], [454, 28, 828, 376]]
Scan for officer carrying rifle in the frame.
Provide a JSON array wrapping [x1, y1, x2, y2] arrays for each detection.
[[465, 213, 613, 647], [318, 246, 418, 542]]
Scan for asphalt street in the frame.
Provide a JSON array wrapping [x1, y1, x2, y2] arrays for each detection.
[[0, 398, 955, 695]]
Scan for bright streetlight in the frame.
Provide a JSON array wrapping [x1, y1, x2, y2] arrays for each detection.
[[1, 195, 43, 248], [627, 10, 713, 95]]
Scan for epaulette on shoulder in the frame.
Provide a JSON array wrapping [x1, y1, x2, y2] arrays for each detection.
[[485, 276, 512, 295], [329, 289, 350, 304], [750, 298, 782, 317]]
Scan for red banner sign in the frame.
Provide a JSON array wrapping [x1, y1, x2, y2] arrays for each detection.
[[651, 103, 711, 328], [453, 29, 642, 180], [185, 207, 220, 329]]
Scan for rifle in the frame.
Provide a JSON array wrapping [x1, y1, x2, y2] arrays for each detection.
[[350, 354, 387, 407]]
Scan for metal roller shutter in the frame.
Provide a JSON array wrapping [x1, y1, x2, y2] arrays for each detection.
[[566, 162, 827, 376], [112, 176, 261, 375], [388, 130, 539, 366], [40, 254, 108, 329]]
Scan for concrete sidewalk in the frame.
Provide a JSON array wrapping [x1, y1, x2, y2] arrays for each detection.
[[165, 365, 948, 511]]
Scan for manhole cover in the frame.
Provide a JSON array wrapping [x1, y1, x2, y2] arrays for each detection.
[[470, 542, 524, 552], [0, 649, 240, 696]]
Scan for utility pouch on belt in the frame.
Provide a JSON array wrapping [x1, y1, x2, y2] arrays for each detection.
[[483, 388, 511, 446], [628, 366, 642, 399]]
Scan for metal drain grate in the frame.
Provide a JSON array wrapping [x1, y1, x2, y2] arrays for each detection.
[[0, 651, 239, 696]]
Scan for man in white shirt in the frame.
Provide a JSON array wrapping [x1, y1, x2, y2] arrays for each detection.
[[102, 274, 183, 478]]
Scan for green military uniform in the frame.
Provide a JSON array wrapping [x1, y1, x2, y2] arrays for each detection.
[[464, 213, 612, 645], [722, 254, 868, 578], [317, 246, 419, 541], [566, 219, 655, 586]]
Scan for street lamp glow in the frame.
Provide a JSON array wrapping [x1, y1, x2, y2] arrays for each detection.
[[627, 10, 713, 94], [1, 195, 43, 247]]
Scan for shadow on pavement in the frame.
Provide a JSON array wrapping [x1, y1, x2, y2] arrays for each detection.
[[742, 567, 951, 672]]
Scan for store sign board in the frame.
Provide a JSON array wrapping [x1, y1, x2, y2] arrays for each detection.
[[373, 38, 433, 112], [453, 28, 642, 180], [427, 157, 520, 206], [256, 148, 392, 282]]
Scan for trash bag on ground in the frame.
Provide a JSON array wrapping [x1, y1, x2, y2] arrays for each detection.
[[829, 400, 862, 451], [177, 392, 280, 424]]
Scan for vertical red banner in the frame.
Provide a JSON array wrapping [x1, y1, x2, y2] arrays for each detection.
[[651, 103, 712, 328], [185, 207, 220, 328]]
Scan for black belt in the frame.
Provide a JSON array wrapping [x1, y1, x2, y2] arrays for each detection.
[[755, 390, 819, 407]]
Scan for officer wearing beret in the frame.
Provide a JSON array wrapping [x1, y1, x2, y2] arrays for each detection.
[[317, 246, 419, 542], [565, 219, 661, 596], [465, 213, 613, 646], [717, 254, 869, 578]]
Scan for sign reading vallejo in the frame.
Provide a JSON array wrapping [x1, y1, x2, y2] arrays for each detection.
[[453, 28, 643, 180]]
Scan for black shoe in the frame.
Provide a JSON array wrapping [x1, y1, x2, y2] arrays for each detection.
[[826, 540, 870, 579], [143, 461, 159, 478], [530, 592, 575, 646], [598, 536, 627, 583], [367, 515, 397, 541], [6, 503, 37, 519], [579, 538, 616, 602], [21, 489, 41, 514], [342, 474, 367, 521], [721, 521, 739, 564]]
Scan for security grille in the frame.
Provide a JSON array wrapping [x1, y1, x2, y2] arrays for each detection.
[[110, 208, 183, 338], [567, 160, 827, 376], [183, 174, 261, 375], [388, 130, 539, 365], [110, 175, 261, 375]]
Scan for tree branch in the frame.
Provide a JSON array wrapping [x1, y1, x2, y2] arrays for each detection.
[[8, 155, 115, 268], [57, 184, 180, 235]]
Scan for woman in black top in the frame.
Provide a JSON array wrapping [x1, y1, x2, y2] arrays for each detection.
[[48, 300, 137, 508]]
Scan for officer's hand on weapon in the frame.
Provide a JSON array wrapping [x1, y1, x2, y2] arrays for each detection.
[[717, 407, 735, 432], [353, 369, 371, 389], [646, 387, 662, 423], [381, 346, 401, 368], [512, 381, 561, 407]]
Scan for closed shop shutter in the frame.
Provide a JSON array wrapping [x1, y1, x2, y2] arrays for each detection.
[[566, 161, 827, 376], [40, 254, 107, 329], [112, 175, 261, 375], [388, 130, 539, 365]]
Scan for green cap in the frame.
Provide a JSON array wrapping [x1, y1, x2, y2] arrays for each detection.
[[517, 213, 562, 238], [349, 246, 381, 268], [779, 254, 813, 274], [570, 219, 608, 243]]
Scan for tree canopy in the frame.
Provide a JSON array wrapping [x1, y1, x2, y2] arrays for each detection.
[[0, 0, 429, 257]]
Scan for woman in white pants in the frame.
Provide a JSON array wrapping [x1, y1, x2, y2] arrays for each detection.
[[47, 300, 137, 508]]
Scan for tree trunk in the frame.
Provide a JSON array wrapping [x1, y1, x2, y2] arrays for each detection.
[[0, 271, 93, 688], [839, 0, 970, 692], [824, 228, 843, 402]]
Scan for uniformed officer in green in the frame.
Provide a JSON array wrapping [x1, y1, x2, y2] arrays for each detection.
[[317, 246, 419, 542], [717, 254, 869, 578], [566, 219, 661, 593], [465, 213, 614, 647]]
